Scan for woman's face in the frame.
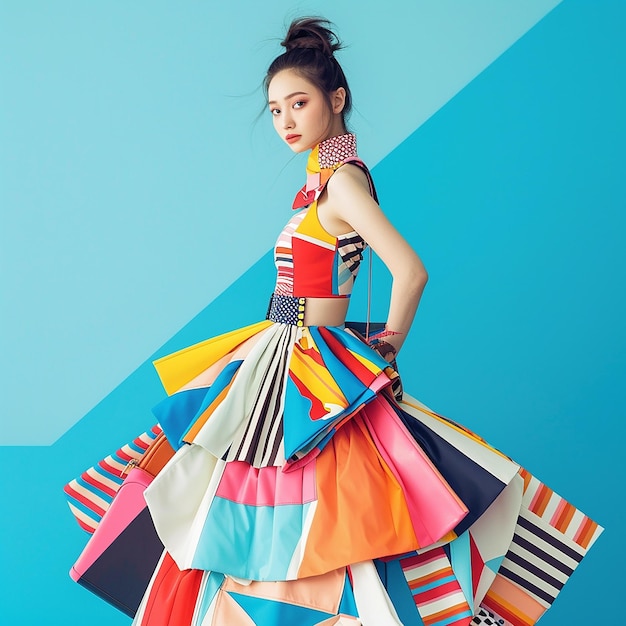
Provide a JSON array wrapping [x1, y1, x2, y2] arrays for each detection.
[[268, 69, 344, 153]]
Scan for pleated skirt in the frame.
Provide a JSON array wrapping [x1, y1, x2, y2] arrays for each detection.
[[123, 320, 601, 626]]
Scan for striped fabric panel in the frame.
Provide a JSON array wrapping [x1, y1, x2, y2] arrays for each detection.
[[482, 499, 602, 625], [481, 577, 544, 626], [336, 233, 366, 296], [501, 511, 583, 606], [400, 548, 473, 626], [226, 325, 296, 467], [519, 469, 602, 549], [274, 210, 307, 296], [64, 425, 162, 533]]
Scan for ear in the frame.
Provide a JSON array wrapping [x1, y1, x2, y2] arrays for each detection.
[[331, 87, 346, 115]]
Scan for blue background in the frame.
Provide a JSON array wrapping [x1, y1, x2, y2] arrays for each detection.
[[1, 1, 623, 623]]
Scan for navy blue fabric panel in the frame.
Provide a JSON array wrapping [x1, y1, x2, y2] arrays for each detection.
[[395, 405, 506, 534], [77, 506, 163, 617]]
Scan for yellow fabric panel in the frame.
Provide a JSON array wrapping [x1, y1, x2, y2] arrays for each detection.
[[153, 320, 272, 395], [290, 334, 347, 409], [346, 349, 384, 376], [296, 201, 337, 247]]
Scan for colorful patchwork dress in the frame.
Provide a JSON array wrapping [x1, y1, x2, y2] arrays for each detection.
[[66, 133, 602, 626]]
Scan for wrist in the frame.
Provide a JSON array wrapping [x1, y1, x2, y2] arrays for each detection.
[[371, 340, 397, 361], [368, 326, 403, 361]]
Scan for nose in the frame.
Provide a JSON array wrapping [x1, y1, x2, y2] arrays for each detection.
[[282, 110, 294, 130]]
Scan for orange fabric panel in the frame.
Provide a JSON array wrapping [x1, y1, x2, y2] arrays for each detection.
[[299, 415, 418, 578], [222, 567, 345, 614], [483, 575, 546, 625], [211, 591, 256, 625]]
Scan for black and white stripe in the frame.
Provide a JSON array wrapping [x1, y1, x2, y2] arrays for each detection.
[[497, 510, 586, 607], [225, 325, 296, 467]]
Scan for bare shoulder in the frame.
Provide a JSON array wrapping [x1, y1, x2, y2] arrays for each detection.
[[326, 162, 370, 194]]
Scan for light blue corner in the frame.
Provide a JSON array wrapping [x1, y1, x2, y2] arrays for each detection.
[[1, 0, 563, 444]]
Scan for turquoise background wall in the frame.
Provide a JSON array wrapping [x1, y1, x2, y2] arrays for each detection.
[[1, 1, 623, 623]]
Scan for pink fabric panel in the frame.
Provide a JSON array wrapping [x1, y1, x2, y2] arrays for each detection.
[[306, 172, 320, 192], [361, 398, 468, 547], [215, 460, 317, 506], [70, 468, 152, 578]]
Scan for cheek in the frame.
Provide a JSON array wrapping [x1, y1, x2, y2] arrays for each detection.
[[311, 103, 330, 128]]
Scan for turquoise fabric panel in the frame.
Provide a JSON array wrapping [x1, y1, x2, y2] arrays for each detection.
[[193, 497, 312, 581]]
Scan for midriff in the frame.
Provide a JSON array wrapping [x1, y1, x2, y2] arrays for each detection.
[[302, 297, 350, 327]]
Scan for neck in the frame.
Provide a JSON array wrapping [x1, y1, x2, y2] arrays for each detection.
[[325, 119, 347, 141]]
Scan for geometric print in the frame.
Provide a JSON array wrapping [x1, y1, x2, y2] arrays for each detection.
[[286, 202, 367, 298], [399, 548, 474, 625], [225, 324, 295, 467], [336, 232, 366, 294], [275, 201, 366, 299], [482, 472, 604, 625], [378, 467, 602, 626], [274, 210, 306, 297], [64, 424, 162, 533], [317, 132, 358, 169], [67, 132, 603, 625], [472, 607, 508, 625], [501, 512, 582, 606], [282, 133, 372, 299], [387, 474, 521, 624], [519, 468, 602, 550]]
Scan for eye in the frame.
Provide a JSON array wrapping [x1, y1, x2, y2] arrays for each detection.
[[270, 107, 281, 116], [293, 100, 306, 109]]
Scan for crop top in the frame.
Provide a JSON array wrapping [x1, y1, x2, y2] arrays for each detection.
[[273, 133, 376, 298]]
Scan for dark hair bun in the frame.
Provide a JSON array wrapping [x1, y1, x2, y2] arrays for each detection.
[[265, 16, 353, 124], [281, 17, 343, 57]]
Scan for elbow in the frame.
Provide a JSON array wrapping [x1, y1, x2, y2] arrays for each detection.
[[412, 255, 428, 288], [413, 265, 428, 293], [416, 260, 428, 286], [399, 262, 428, 295]]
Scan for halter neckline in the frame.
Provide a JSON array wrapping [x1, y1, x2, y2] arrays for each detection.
[[293, 133, 359, 210]]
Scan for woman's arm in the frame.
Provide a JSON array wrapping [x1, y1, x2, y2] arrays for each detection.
[[318, 164, 428, 357]]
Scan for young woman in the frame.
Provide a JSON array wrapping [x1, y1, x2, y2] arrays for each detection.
[[67, 18, 601, 626]]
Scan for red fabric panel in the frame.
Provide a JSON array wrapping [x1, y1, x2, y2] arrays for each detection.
[[140, 553, 203, 626], [292, 238, 335, 297]]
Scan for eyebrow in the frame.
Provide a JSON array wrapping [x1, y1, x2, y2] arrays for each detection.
[[268, 91, 309, 105]]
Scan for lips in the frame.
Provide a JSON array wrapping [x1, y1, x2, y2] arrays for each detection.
[[285, 134, 301, 144]]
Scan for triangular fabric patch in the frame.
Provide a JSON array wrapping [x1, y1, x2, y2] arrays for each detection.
[[228, 591, 334, 626], [485, 555, 506, 574]]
